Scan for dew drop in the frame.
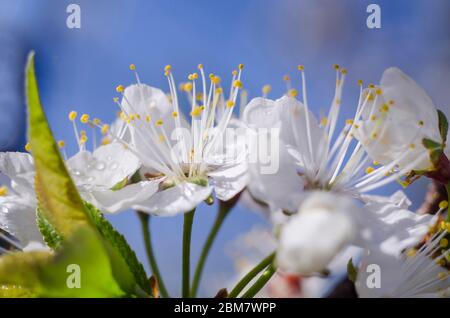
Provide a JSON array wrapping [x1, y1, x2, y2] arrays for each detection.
[[95, 161, 106, 171], [109, 162, 118, 170]]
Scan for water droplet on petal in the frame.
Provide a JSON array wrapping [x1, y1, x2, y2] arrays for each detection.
[[95, 161, 105, 171], [109, 162, 118, 170]]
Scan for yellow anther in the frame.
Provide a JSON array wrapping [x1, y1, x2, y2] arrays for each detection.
[[79, 134, 88, 144], [209, 73, 214, 79], [373, 161, 380, 166], [192, 72, 198, 80], [158, 134, 166, 142], [129, 114, 135, 121], [346, 119, 354, 125], [439, 200, 449, 210], [80, 130, 86, 136], [69, 111, 78, 121], [333, 64, 340, 70], [437, 259, 446, 266], [57, 140, 65, 148], [129, 64, 136, 71], [164, 65, 172, 73], [418, 120, 424, 126], [93, 118, 101, 125], [197, 63, 203, 70], [200, 105, 205, 110], [405, 248, 417, 257], [357, 80, 363, 86], [335, 98, 341, 105], [368, 93, 375, 101], [320, 117, 328, 126], [101, 124, 109, 135], [262, 84, 272, 95], [298, 65, 305, 71], [370, 115, 377, 121], [409, 143, 415, 149], [190, 106, 203, 117], [440, 238, 449, 248], [211, 76, 221, 85], [182, 82, 193, 92], [380, 104, 389, 112], [340, 68, 348, 75], [233, 80, 243, 89], [368, 84, 375, 89], [116, 85, 125, 93], [283, 75, 290, 81], [287, 88, 298, 97], [388, 99, 395, 105], [113, 97, 119, 103], [375, 88, 382, 95], [156, 119, 164, 126], [172, 111, 178, 118], [101, 137, 110, 145], [25, 142, 31, 152], [196, 92, 204, 101], [215, 87, 223, 95], [365, 166, 375, 174], [80, 114, 90, 124], [145, 115, 151, 122], [232, 70, 238, 76], [371, 132, 378, 139], [354, 124, 359, 129], [238, 64, 244, 70], [438, 272, 447, 280], [226, 100, 235, 108], [0, 186, 8, 196]]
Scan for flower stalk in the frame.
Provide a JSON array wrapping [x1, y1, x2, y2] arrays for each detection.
[[182, 209, 196, 297], [228, 252, 275, 298], [190, 200, 232, 297], [138, 212, 170, 298], [241, 264, 276, 298]]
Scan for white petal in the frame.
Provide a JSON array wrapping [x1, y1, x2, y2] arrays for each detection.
[[209, 162, 248, 201], [0, 152, 35, 196], [0, 195, 42, 248], [133, 182, 213, 217], [67, 143, 140, 190], [276, 192, 357, 274], [247, 139, 305, 214], [356, 192, 433, 256], [122, 84, 171, 118], [85, 179, 161, 214]]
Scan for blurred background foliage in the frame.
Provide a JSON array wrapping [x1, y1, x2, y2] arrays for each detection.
[[0, 0, 449, 296]]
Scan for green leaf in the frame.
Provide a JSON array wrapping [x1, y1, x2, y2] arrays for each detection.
[[0, 227, 125, 297], [26, 52, 92, 238], [422, 138, 441, 150], [36, 209, 62, 249], [438, 109, 449, 144], [84, 202, 151, 295], [25, 52, 144, 296], [347, 258, 357, 283]]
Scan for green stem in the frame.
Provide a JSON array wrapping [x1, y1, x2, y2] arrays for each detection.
[[446, 184, 450, 222], [182, 209, 196, 298], [228, 252, 275, 298], [241, 264, 276, 298], [137, 212, 170, 298], [191, 202, 231, 297]]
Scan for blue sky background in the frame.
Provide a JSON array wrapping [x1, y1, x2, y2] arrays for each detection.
[[1, 0, 449, 296]]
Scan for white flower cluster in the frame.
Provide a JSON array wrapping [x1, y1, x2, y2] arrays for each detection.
[[1, 64, 450, 297]]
